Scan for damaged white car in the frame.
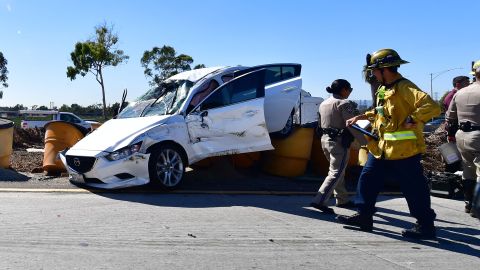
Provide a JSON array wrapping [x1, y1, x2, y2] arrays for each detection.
[[61, 64, 302, 189]]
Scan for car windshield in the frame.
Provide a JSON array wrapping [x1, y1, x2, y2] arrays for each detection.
[[117, 80, 194, 118]]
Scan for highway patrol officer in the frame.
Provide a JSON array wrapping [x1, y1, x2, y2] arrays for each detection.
[[446, 60, 480, 217], [337, 49, 441, 239], [310, 79, 358, 214]]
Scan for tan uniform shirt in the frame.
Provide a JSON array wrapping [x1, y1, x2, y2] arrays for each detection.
[[446, 81, 480, 126], [319, 94, 358, 130], [446, 81, 480, 182]]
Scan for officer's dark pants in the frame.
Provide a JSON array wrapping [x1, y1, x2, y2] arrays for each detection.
[[355, 153, 436, 226]]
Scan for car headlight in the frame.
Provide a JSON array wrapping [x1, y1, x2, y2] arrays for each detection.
[[106, 142, 143, 161]]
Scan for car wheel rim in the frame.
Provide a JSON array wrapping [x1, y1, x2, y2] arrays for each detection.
[[155, 149, 184, 187]]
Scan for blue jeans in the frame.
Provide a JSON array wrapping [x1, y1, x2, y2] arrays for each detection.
[[355, 153, 436, 226]]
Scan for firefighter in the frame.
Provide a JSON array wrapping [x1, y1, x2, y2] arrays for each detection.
[[310, 79, 358, 214], [336, 49, 441, 239], [445, 60, 480, 217]]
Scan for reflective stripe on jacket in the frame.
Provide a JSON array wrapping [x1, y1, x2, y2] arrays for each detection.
[[364, 75, 441, 160], [384, 131, 417, 141]]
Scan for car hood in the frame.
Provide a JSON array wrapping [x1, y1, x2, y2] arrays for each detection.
[[71, 115, 171, 152]]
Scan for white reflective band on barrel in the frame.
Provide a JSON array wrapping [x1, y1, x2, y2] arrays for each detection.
[[383, 131, 417, 141]]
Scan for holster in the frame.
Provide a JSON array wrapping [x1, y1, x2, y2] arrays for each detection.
[[340, 129, 354, 148], [446, 121, 458, 137]]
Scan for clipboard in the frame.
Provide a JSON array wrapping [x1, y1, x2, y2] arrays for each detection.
[[350, 124, 379, 141]]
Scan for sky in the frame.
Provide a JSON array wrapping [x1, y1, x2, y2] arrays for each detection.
[[0, 0, 479, 109]]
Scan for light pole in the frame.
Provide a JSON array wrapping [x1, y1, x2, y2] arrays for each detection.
[[429, 67, 463, 98]]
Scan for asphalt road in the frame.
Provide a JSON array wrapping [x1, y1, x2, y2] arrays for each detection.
[[0, 193, 478, 269]]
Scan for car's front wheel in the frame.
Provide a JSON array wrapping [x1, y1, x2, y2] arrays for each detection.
[[271, 111, 294, 138], [148, 144, 186, 189]]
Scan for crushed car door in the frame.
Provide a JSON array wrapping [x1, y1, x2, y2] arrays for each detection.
[[185, 69, 273, 160]]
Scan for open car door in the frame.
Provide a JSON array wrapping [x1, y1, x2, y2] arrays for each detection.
[[185, 69, 273, 161], [234, 64, 302, 133]]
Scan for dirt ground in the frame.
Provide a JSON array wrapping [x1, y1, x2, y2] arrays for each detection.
[[11, 127, 44, 173]]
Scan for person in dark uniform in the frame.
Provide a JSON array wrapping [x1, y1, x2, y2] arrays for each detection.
[[310, 79, 358, 214], [446, 60, 480, 218]]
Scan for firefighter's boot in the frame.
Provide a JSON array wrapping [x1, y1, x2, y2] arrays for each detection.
[[401, 222, 436, 239], [336, 213, 373, 232]]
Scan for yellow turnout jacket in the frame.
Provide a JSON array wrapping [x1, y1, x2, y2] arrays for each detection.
[[364, 75, 441, 160]]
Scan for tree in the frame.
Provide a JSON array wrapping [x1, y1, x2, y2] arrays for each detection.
[[0, 51, 9, 99], [194, 64, 206, 69], [59, 104, 71, 112], [141, 45, 204, 87], [438, 91, 449, 113], [67, 23, 129, 119], [12, 104, 26, 111]]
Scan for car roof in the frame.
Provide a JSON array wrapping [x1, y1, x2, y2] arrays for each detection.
[[166, 67, 225, 82]]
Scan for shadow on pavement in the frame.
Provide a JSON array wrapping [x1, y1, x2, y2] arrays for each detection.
[[0, 168, 30, 182], [72, 156, 480, 258], [373, 209, 480, 258], [96, 191, 480, 259]]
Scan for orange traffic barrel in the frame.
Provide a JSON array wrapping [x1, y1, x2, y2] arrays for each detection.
[[43, 121, 88, 174], [0, 119, 14, 168], [262, 127, 314, 177], [310, 136, 329, 176], [348, 140, 361, 167]]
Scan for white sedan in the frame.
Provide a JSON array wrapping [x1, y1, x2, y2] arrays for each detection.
[[61, 64, 302, 189]]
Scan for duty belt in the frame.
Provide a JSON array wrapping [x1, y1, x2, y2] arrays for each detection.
[[322, 128, 343, 138], [459, 122, 480, 132]]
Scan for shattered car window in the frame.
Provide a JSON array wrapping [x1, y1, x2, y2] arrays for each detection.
[[117, 80, 194, 118]]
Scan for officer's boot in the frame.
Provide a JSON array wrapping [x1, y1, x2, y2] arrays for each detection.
[[401, 221, 436, 239], [463, 179, 476, 213], [336, 212, 373, 232]]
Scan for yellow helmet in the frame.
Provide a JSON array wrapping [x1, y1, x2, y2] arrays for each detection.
[[365, 48, 409, 69], [470, 60, 480, 75]]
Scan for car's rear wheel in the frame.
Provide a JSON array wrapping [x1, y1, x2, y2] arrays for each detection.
[[148, 144, 186, 189], [271, 111, 294, 138]]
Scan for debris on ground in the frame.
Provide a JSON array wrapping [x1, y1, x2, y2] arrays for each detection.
[[422, 123, 464, 198], [9, 127, 45, 172], [10, 150, 43, 173], [422, 122, 448, 172], [13, 127, 44, 149], [428, 171, 463, 199]]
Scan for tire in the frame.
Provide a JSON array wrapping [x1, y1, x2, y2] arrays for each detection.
[[148, 144, 186, 189], [271, 112, 294, 139]]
